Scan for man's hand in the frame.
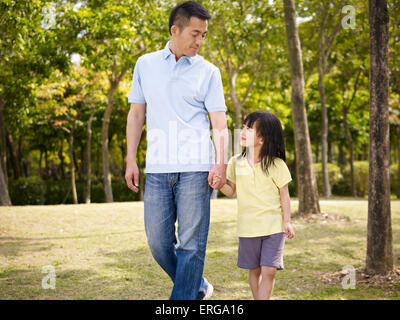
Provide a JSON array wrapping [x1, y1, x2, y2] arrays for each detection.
[[208, 111, 228, 190], [125, 103, 145, 193], [208, 164, 226, 190], [211, 174, 222, 188], [125, 159, 140, 193]]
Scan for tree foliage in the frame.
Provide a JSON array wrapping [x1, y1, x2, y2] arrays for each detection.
[[1, 0, 400, 205]]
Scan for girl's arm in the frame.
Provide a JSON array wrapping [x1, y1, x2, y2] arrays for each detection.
[[279, 183, 295, 238], [218, 179, 236, 198]]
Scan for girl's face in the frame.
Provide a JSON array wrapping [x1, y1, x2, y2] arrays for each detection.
[[240, 122, 263, 148]]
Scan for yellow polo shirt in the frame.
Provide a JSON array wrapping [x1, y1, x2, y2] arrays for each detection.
[[226, 154, 292, 237]]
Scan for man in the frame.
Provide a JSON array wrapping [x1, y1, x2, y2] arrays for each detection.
[[125, 1, 228, 300]]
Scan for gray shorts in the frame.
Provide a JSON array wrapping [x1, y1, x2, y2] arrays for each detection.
[[237, 232, 285, 270]]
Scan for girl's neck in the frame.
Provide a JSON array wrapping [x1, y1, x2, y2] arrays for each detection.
[[246, 146, 262, 165]]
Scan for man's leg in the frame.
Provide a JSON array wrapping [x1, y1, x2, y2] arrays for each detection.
[[170, 171, 212, 300], [144, 173, 178, 282]]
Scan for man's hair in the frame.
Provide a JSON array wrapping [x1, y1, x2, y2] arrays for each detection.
[[169, 1, 212, 35]]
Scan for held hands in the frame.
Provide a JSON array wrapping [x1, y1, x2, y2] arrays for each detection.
[[208, 164, 226, 190], [211, 174, 223, 189]]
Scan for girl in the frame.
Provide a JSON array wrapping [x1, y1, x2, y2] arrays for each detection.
[[214, 110, 294, 300]]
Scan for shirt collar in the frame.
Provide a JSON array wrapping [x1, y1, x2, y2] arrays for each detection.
[[162, 41, 195, 65]]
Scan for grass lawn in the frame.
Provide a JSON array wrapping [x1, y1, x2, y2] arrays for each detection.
[[0, 199, 399, 300]]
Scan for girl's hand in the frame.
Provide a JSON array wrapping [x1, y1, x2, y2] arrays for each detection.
[[211, 175, 222, 189], [284, 222, 295, 239]]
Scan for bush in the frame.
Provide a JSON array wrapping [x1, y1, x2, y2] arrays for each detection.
[[331, 178, 351, 196], [288, 180, 297, 197], [8, 176, 141, 205], [55, 178, 141, 204], [313, 163, 343, 196], [390, 163, 399, 196], [341, 161, 369, 197], [9, 176, 46, 205], [111, 178, 141, 202]]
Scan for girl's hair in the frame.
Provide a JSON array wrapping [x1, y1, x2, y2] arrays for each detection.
[[241, 111, 286, 175]]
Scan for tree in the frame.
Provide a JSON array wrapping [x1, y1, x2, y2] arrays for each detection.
[[314, 1, 342, 198], [0, 0, 70, 205], [328, 2, 370, 197], [366, 0, 393, 275], [283, 0, 320, 215], [73, 0, 168, 202], [0, 152, 11, 205], [299, 0, 348, 197], [389, 0, 400, 198], [204, 0, 286, 131], [35, 64, 109, 204]]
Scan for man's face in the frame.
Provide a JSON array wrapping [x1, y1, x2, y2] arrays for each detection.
[[171, 16, 208, 57]]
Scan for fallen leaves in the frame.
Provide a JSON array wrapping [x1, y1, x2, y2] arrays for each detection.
[[292, 212, 350, 223], [317, 266, 400, 290]]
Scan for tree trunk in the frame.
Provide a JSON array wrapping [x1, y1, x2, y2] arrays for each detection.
[[102, 82, 117, 203], [0, 97, 8, 186], [0, 98, 11, 206], [366, 0, 393, 275], [6, 130, 22, 179], [102, 58, 127, 203], [338, 143, 345, 169], [318, 64, 331, 197], [342, 69, 362, 198], [68, 132, 78, 204], [328, 140, 333, 163], [58, 138, 65, 180], [73, 148, 80, 181], [84, 105, 95, 204], [228, 70, 242, 129], [342, 108, 356, 197], [283, 0, 320, 215], [397, 125, 400, 199], [18, 136, 28, 177], [0, 158, 11, 205]]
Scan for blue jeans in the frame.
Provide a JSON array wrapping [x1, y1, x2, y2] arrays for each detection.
[[144, 172, 213, 300]]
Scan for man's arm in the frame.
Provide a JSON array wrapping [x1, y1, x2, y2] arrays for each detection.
[[208, 111, 229, 189], [125, 102, 146, 193]]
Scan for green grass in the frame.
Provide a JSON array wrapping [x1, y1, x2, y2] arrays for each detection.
[[0, 199, 399, 300]]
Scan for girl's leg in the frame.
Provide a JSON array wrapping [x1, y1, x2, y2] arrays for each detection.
[[248, 267, 261, 300], [258, 266, 277, 300]]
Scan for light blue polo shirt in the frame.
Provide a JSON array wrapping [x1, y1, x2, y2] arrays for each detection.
[[128, 41, 227, 173]]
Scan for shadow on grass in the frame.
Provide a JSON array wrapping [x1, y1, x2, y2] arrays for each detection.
[[293, 222, 366, 241], [96, 247, 173, 299], [0, 231, 133, 257], [0, 267, 98, 299]]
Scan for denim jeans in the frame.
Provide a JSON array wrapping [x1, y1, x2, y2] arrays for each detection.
[[144, 171, 213, 300]]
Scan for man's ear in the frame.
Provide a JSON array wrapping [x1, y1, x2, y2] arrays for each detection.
[[170, 24, 179, 37]]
